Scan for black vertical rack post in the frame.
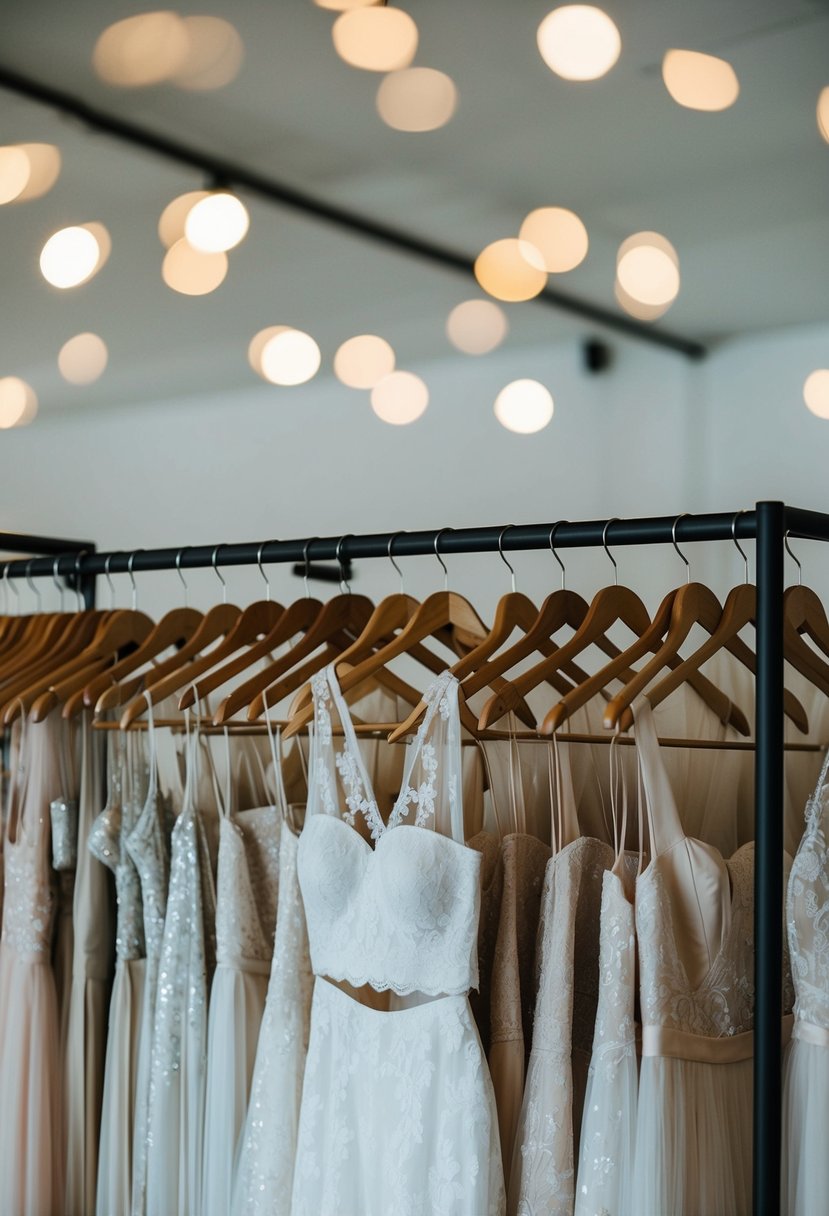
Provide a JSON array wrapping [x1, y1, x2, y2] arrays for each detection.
[[3, 500, 829, 1216]]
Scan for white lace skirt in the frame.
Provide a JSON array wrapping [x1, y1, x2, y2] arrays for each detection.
[[631, 1055, 753, 1216], [292, 978, 505, 1216], [96, 957, 145, 1216], [782, 1035, 829, 1216], [574, 1038, 638, 1216]]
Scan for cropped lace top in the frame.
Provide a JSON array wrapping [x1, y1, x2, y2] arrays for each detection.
[[297, 666, 481, 997]]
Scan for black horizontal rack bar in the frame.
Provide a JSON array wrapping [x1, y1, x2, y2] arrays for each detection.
[[0, 64, 706, 362], [1, 501, 827, 1216]]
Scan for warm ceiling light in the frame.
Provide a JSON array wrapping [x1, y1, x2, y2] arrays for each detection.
[[162, 239, 228, 295], [537, 6, 621, 81], [613, 278, 671, 321], [185, 191, 249, 253], [376, 67, 457, 132], [662, 49, 739, 111], [0, 147, 31, 205], [248, 326, 290, 376], [172, 16, 244, 90], [39, 224, 109, 289], [370, 370, 429, 424], [446, 300, 508, 355], [315, 0, 381, 9], [260, 329, 321, 386], [817, 88, 829, 143], [158, 190, 210, 247], [804, 369, 829, 419], [474, 238, 547, 303], [616, 231, 679, 306], [519, 206, 588, 273], [0, 377, 37, 429], [58, 333, 109, 386], [15, 143, 61, 201], [494, 379, 554, 434], [334, 334, 396, 388], [93, 11, 190, 87], [332, 7, 418, 72]]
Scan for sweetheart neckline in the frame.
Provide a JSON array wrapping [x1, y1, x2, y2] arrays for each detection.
[[301, 811, 480, 862]]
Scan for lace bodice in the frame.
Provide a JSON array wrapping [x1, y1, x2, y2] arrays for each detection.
[[89, 733, 147, 962], [125, 782, 171, 962], [298, 666, 481, 997], [215, 807, 280, 970], [788, 750, 829, 1031]]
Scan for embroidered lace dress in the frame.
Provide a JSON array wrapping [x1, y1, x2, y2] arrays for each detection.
[[630, 696, 793, 1216], [0, 712, 67, 1216], [292, 664, 505, 1216], [782, 746, 829, 1215]]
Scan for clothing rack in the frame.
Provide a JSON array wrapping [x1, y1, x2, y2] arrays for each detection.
[[2, 499, 828, 1216]]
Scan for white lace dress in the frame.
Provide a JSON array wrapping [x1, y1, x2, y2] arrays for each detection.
[[291, 665, 505, 1216], [783, 747, 829, 1215]]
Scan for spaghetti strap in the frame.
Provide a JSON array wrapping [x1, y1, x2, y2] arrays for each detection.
[[632, 695, 685, 858]]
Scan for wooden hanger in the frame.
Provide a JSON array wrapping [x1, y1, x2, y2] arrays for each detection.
[[781, 534, 829, 691]]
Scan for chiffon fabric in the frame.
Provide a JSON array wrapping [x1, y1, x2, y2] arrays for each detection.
[[783, 746, 829, 1215], [0, 712, 67, 1216], [292, 665, 504, 1215]]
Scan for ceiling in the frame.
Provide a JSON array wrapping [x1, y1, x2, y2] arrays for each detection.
[[1, 0, 828, 414]]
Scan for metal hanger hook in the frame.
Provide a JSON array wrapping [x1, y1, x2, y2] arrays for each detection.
[[175, 548, 189, 607], [602, 518, 620, 587], [126, 551, 138, 611], [731, 510, 750, 584], [335, 535, 352, 595], [388, 532, 405, 595], [5, 562, 19, 612], [434, 528, 452, 591], [0, 564, 7, 615], [301, 538, 315, 599], [53, 556, 66, 611], [671, 513, 691, 584], [25, 559, 41, 613], [74, 549, 89, 611], [549, 521, 567, 590], [256, 542, 272, 601], [784, 531, 803, 587], [212, 545, 227, 604], [497, 525, 517, 593], [103, 553, 116, 610]]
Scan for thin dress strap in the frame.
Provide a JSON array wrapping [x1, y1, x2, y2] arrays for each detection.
[[632, 695, 685, 858], [389, 670, 465, 844]]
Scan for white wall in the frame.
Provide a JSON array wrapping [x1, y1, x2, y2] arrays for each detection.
[[0, 320, 827, 616]]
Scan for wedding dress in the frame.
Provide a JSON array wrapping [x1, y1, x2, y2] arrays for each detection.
[[291, 665, 504, 1216], [782, 745, 829, 1215]]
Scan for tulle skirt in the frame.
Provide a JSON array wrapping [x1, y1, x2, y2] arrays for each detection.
[[292, 978, 505, 1216], [782, 1035, 829, 1216], [574, 1040, 638, 1216], [0, 944, 65, 1216], [96, 958, 146, 1216], [201, 964, 268, 1216], [631, 1055, 753, 1216]]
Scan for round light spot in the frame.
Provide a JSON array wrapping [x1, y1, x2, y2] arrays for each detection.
[[817, 87, 829, 144], [376, 67, 457, 132], [0, 377, 37, 429], [185, 191, 249, 253], [371, 371, 429, 424], [804, 369, 829, 419], [662, 49, 739, 112], [613, 278, 671, 321], [334, 334, 396, 388], [58, 333, 109, 385], [158, 190, 210, 247], [494, 380, 554, 434], [248, 326, 290, 376], [40, 225, 107, 289], [93, 12, 190, 87], [172, 16, 244, 91], [446, 300, 509, 355], [260, 329, 321, 386], [537, 6, 621, 82], [519, 206, 588, 273], [162, 239, 228, 295], [474, 238, 547, 302], [333, 6, 418, 72], [0, 147, 31, 205], [616, 232, 679, 307], [15, 143, 61, 201]]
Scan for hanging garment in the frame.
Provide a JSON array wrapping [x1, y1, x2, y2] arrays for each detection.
[[92, 732, 148, 1216], [782, 746, 829, 1215], [53, 722, 81, 1075], [64, 712, 114, 1216], [630, 695, 793, 1216], [291, 665, 504, 1216], [509, 744, 611, 1216], [201, 738, 281, 1216], [144, 725, 216, 1216], [0, 712, 67, 1216]]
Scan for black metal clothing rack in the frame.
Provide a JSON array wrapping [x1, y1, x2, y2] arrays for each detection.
[[3, 499, 829, 1216]]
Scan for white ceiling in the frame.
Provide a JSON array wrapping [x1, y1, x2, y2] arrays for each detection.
[[1, 0, 828, 414]]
